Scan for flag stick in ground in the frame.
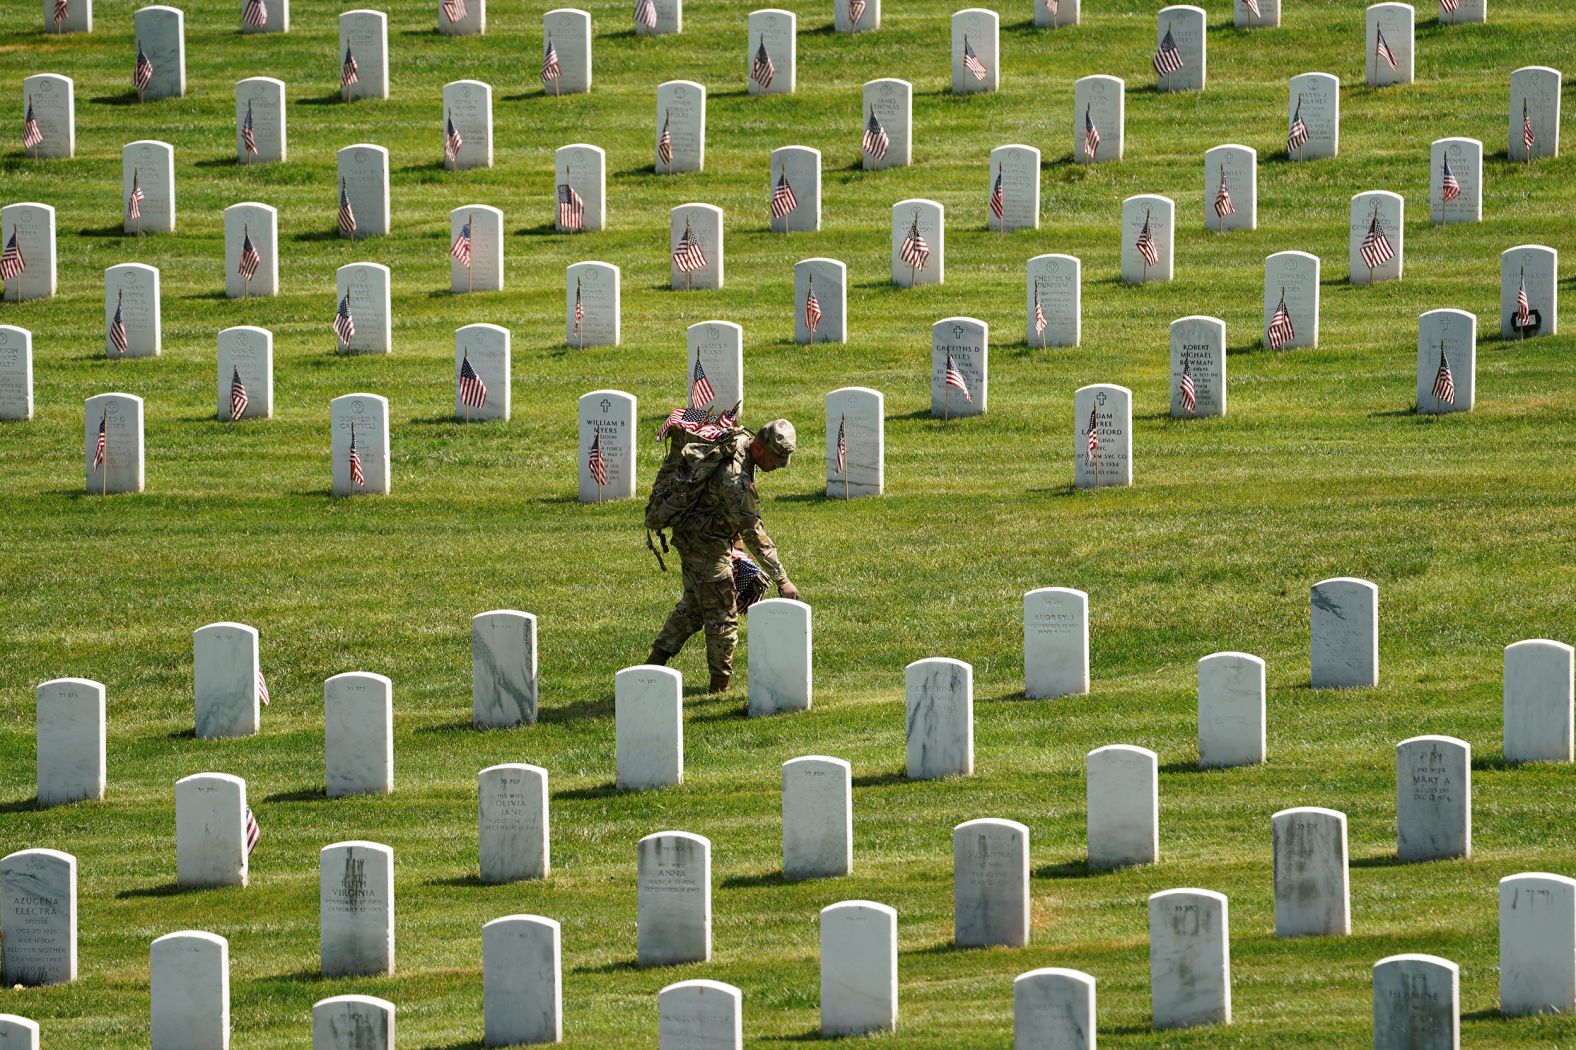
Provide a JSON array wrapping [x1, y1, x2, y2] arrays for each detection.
[[99, 410, 108, 495], [466, 213, 473, 293], [1520, 266, 1526, 341], [944, 382, 950, 423]]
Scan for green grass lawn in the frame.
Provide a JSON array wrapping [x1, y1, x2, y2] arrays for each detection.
[[2, 0, 1575, 1045]]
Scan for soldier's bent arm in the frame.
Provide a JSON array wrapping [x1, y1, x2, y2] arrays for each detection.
[[742, 519, 789, 587]]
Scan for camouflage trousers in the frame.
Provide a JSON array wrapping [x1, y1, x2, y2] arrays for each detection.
[[651, 536, 738, 679]]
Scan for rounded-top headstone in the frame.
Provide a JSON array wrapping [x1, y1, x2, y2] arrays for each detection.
[[104, 262, 162, 358], [1431, 137, 1482, 224], [21, 75, 74, 159], [616, 664, 683, 790], [1373, 953, 1458, 1050], [1509, 66, 1561, 162], [1026, 254, 1080, 347], [1013, 968, 1094, 1050], [1074, 383, 1132, 489], [658, 979, 742, 1050], [35, 676, 106, 805], [478, 763, 549, 882], [951, 8, 1000, 94], [1271, 806, 1350, 936], [1395, 735, 1470, 861], [1169, 315, 1226, 418], [1500, 244, 1557, 339], [224, 201, 279, 298], [1121, 194, 1174, 283], [1263, 250, 1320, 349], [1288, 72, 1339, 159], [338, 11, 390, 100], [1073, 75, 1123, 164], [1197, 651, 1265, 768], [454, 322, 510, 422], [471, 609, 536, 726], [0, 1015, 40, 1049], [819, 900, 898, 1036], [1503, 638, 1574, 763], [318, 842, 395, 978], [905, 657, 973, 779], [312, 994, 394, 1050], [747, 598, 812, 716], [1203, 144, 1255, 231], [1, 203, 58, 301], [1155, 5, 1206, 92], [1148, 888, 1231, 1028], [483, 915, 561, 1045], [1023, 586, 1089, 699], [175, 772, 249, 887], [1310, 576, 1378, 687], [1416, 308, 1475, 414], [0, 325, 34, 421], [542, 9, 593, 94], [637, 830, 712, 967], [84, 392, 145, 494], [193, 620, 260, 738], [336, 145, 391, 238], [862, 79, 911, 170], [567, 261, 620, 346], [235, 77, 286, 164], [1499, 872, 1576, 1016], [931, 316, 987, 417], [579, 389, 637, 501], [150, 930, 229, 1049], [0, 848, 77, 985], [747, 9, 796, 95], [1366, 2, 1415, 87], [655, 81, 705, 173], [1086, 745, 1159, 868], [891, 198, 943, 286], [953, 818, 1030, 947], [825, 386, 882, 499], [133, 6, 187, 99], [323, 670, 393, 796], [781, 755, 852, 880]]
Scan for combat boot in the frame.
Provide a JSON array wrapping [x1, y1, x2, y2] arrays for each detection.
[[645, 647, 671, 666], [708, 672, 731, 693]]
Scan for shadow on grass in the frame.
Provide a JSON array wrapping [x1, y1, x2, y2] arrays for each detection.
[[904, 939, 976, 958], [263, 785, 331, 803], [616, 163, 663, 178], [1471, 755, 1523, 772], [116, 881, 187, 899], [293, 229, 345, 243], [89, 93, 143, 107], [774, 1028, 835, 1043], [414, 719, 478, 734], [570, 958, 641, 975], [425, 874, 491, 889], [553, 782, 624, 801], [0, 797, 40, 814], [429, 1041, 487, 1050], [721, 870, 790, 889], [1034, 858, 1107, 879], [501, 91, 560, 103], [1350, 853, 1412, 869], [1158, 760, 1207, 775], [515, 222, 568, 238], [979, 689, 1030, 704], [398, 159, 449, 175], [193, 156, 248, 169], [165, 727, 197, 740], [1227, 341, 1274, 357], [851, 770, 908, 789], [185, 291, 230, 302], [77, 223, 132, 239], [1370, 406, 1425, 419], [298, 93, 352, 107]]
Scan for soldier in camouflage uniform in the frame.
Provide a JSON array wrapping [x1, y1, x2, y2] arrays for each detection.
[[646, 419, 801, 692]]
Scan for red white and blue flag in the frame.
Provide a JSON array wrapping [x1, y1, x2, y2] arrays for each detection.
[[690, 358, 716, 408], [943, 351, 972, 402], [23, 98, 43, 150], [458, 351, 488, 409], [230, 367, 250, 420]]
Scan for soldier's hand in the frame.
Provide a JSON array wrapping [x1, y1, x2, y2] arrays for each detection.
[[779, 580, 801, 601]]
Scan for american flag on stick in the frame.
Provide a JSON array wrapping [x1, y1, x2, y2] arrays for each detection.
[[1243, 0, 1261, 19], [849, 0, 866, 25], [672, 217, 707, 274], [804, 275, 821, 336], [1431, 342, 1455, 406], [1083, 106, 1100, 162], [256, 670, 270, 705], [770, 172, 798, 221], [962, 36, 988, 81], [1213, 167, 1236, 220], [244, 0, 268, 29], [337, 178, 357, 238], [341, 46, 359, 90], [1266, 288, 1295, 349], [634, 0, 656, 29], [989, 168, 1004, 225], [230, 366, 250, 420], [348, 424, 365, 488], [244, 807, 261, 854], [752, 37, 776, 89], [444, 111, 464, 166], [1043, 0, 1058, 22], [333, 290, 356, 348], [1515, 270, 1531, 330], [53, 0, 68, 28], [23, 98, 43, 151], [690, 358, 716, 408], [441, 0, 467, 25], [658, 405, 707, 441], [1178, 353, 1197, 414], [943, 351, 972, 402], [834, 414, 846, 476], [658, 110, 673, 167], [109, 292, 128, 355], [134, 41, 154, 93], [128, 170, 144, 221], [587, 431, 607, 486], [1134, 209, 1159, 267], [242, 101, 258, 156], [1440, 157, 1461, 203], [1085, 405, 1100, 464], [863, 109, 890, 161], [557, 177, 585, 231], [899, 212, 930, 271], [573, 278, 584, 338], [450, 218, 471, 267], [1360, 208, 1394, 270], [92, 410, 107, 470], [1375, 26, 1397, 71], [1033, 280, 1047, 343], [1287, 96, 1309, 156], [237, 227, 261, 280], [1153, 26, 1183, 78], [0, 232, 24, 281], [542, 36, 561, 85], [1523, 99, 1536, 157], [458, 351, 488, 409], [1440, 0, 1459, 12]]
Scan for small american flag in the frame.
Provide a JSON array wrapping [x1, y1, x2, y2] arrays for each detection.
[[634, 0, 656, 29], [1043, 0, 1058, 20], [1083, 106, 1100, 162], [1375, 26, 1397, 71], [109, 293, 128, 355], [573, 278, 584, 335], [899, 213, 930, 270], [1134, 210, 1159, 266], [1033, 281, 1047, 341], [458, 351, 488, 409], [1523, 99, 1536, 155], [658, 404, 707, 440], [1360, 210, 1394, 270], [804, 275, 821, 334], [230, 366, 250, 419], [134, 41, 155, 92], [1287, 96, 1309, 155], [1431, 343, 1455, 405], [1153, 26, 1183, 77], [542, 36, 561, 84], [770, 172, 798, 220], [444, 111, 464, 165], [242, 100, 258, 156], [337, 178, 357, 237], [341, 46, 359, 89], [442, 0, 467, 24], [587, 431, 607, 485], [237, 228, 261, 279], [244, 806, 261, 854], [1243, 0, 1261, 18], [863, 109, 890, 161], [557, 180, 585, 231], [693, 402, 739, 440], [23, 98, 43, 150], [658, 110, 673, 166], [0, 232, 24, 281], [128, 170, 144, 220], [673, 217, 707, 273], [243, 0, 268, 28], [1440, 157, 1461, 203], [256, 669, 270, 705], [1178, 353, 1197, 414], [989, 169, 1004, 223], [92, 411, 107, 470], [1085, 405, 1100, 463], [962, 36, 988, 81], [731, 547, 769, 613], [1440, 0, 1458, 11], [53, 0, 68, 26], [1213, 168, 1236, 218], [943, 351, 972, 402], [849, 0, 866, 25], [450, 218, 471, 267], [834, 413, 846, 475], [348, 425, 365, 487], [1515, 272, 1531, 329], [752, 38, 776, 89], [1266, 289, 1295, 349], [690, 358, 716, 408], [333, 291, 356, 347]]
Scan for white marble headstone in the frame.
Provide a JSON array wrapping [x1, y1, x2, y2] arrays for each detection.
[[1366, 3, 1413, 86], [455, 323, 509, 423], [151, 935, 229, 1050], [616, 665, 683, 789], [1204, 144, 1255, 231], [1236, 0, 1277, 27], [122, 140, 174, 234], [1510, 67, 1560, 162], [1149, 889, 1230, 1028], [1395, 735, 1470, 861], [451, 205, 502, 294], [1121, 194, 1173, 284], [319, 842, 394, 977], [1026, 254, 1079, 347], [176, 773, 248, 889], [820, 901, 897, 1035], [655, 81, 704, 173], [1263, 250, 1320, 349], [194, 621, 260, 738], [443, 81, 492, 169], [1155, 6, 1205, 92], [1311, 577, 1378, 687], [0, 327, 33, 421], [1373, 954, 1458, 1050], [241, 0, 287, 33], [770, 146, 820, 233], [1023, 587, 1088, 699], [1170, 315, 1225, 418], [796, 258, 845, 344], [1034, 0, 1077, 27], [472, 609, 535, 726], [338, 11, 389, 100], [1014, 968, 1094, 1050], [478, 764, 548, 882], [579, 389, 635, 501], [1438, 0, 1484, 23], [637, 831, 711, 966], [330, 392, 390, 495], [1503, 639, 1574, 763], [1431, 138, 1482, 224], [236, 78, 286, 164], [1500, 244, 1557, 339], [1288, 72, 1339, 160], [324, 671, 393, 798], [44, 0, 89, 31], [825, 386, 882, 499], [35, 678, 104, 805], [863, 78, 911, 170], [335, 264, 390, 355], [747, 9, 795, 95], [952, 9, 999, 94], [659, 980, 741, 1050], [1086, 745, 1158, 868], [217, 326, 271, 422], [568, 261, 619, 345], [313, 995, 394, 1050], [337, 145, 389, 238], [84, 392, 144, 494], [556, 143, 605, 232], [438, 0, 482, 34], [21, 75, 72, 159], [671, 203, 723, 290], [1197, 652, 1265, 768], [905, 657, 973, 779], [1074, 383, 1132, 489], [224, 203, 277, 298], [687, 321, 742, 416], [636, 0, 679, 34], [748, 598, 811, 716], [932, 317, 987, 418], [483, 916, 560, 1045], [1271, 807, 1350, 936], [953, 818, 1029, 947], [988, 144, 1039, 232], [1350, 190, 1404, 283], [1, 204, 56, 301], [0, 848, 76, 985], [892, 198, 942, 286], [542, 10, 591, 94], [104, 264, 159, 358], [1073, 75, 1122, 164], [1416, 308, 1475, 415], [0, 1015, 40, 1049], [782, 756, 851, 879], [1499, 873, 1576, 1015], [134, 6, 185, 99]]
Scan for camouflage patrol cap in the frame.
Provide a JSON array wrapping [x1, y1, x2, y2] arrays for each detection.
[[758, 418, 796, 466]]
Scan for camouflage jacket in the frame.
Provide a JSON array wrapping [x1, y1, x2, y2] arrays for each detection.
[[677, 432, 788, 585]]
